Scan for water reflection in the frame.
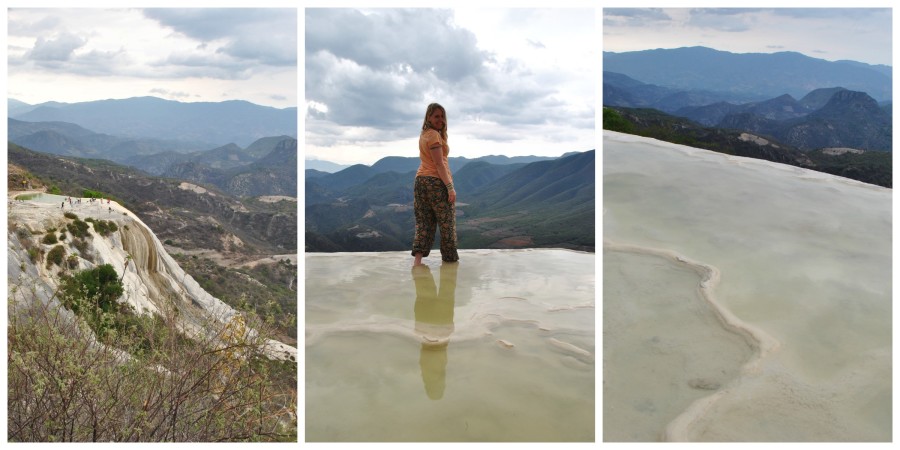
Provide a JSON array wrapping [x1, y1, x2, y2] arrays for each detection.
[[412, 262, 458, 400]]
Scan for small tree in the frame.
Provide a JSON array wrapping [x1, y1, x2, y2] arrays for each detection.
[[60, 264, 124, 317], [603, 107, 635, 133]]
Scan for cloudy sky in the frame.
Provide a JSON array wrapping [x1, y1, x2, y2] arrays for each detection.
[[604, 8, 892, 67], [305, 8, 596, 166], [6, 8, 297, 108]]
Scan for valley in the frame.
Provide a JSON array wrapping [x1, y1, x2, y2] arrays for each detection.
[[602, 48, 891, 188], [305, 150, 595, 253], [8, 143, 298, 341], [7, 98, 298, 442]]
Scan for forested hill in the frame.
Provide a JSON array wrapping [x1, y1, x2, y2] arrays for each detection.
[[306, 150, 595, 252]]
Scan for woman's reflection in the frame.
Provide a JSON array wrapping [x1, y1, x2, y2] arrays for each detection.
[[412, 262, 458, 400]]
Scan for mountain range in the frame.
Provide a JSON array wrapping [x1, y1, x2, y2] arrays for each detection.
[[605, 76, 892, 153], [305, 159, 351, 173], [9, 142, 296, 254], [306, 151, 595, 252], [162, 137, 298, 197], [8, 117, 297, 198], [8, 157, 297, 440], [7, 96, 299, 441], [603, 106, 891, 188], [603, 46, 892, 183], [9, 96, 297, 148], [604, 46, 891, 102]]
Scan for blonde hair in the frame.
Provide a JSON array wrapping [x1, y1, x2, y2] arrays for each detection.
[[421, 102, 448, 141]]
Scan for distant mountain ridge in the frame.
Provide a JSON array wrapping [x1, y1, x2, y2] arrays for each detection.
[[603, 45, 896, 179], [306, 151, 595, 252], [9, 142, 297, 254], [305, 159, 351, 173], [308, 154, 558, 193], [163, 137, 298, 197], [717, 89, 891, 152], [673, 87, 857, 127], [8, 117, 297, 197], [604, 60, 892, 153], [306, 153, 557, 175], [10, 96, 297, 148], [8, 118, 198, 161], [604, 46, 891, 102]]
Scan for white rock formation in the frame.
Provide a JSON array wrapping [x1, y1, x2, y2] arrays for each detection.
[[7, 193, 296, 362], [604, 131, 890, 442]]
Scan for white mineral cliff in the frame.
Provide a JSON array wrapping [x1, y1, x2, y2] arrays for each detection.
[[7, 193, 296, 362]]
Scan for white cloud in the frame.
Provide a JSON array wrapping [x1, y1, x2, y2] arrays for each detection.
[[7, 8, 296, 108], [29, 32, 86, 61], [603, 8, 891, 66], [305, 7, 595, 164]]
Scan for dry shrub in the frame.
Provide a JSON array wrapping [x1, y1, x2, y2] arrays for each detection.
[[7, 286, 297, 442]]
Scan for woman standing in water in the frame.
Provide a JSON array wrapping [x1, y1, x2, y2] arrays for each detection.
[[412, 103, 458, 265]]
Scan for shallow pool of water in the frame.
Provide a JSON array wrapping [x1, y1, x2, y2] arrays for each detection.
[[12, 193, 99, 205], [305, 249, 595, 442], [15, 192, 68, 203]]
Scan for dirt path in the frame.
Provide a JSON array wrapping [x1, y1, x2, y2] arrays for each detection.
[[166, 246, 296, 269]]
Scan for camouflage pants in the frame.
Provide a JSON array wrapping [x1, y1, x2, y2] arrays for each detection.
[[412, 176, 458, 261]]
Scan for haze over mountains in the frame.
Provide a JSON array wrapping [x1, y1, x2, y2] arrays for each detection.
[[8, 97, 298, 198], [603, 46, 892, 187], [604, 46, 891, 103], [9, 96, 297, 148]]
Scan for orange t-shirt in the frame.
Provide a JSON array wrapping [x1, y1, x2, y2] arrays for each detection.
[[416, 129, 452, 181]]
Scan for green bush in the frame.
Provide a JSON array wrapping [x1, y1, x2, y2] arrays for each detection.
[[46, 245, 65, 268], [82, 189, 105, 199], [64, 211, 78, 220], [48, 185, 62, 195], [92, 219, 119, 236], [603, 107, 635, 133], [42, 232, 58, 245], [60, 264, 124, 319], [27, 247, 42, 263], [67, 219, 90, 238]]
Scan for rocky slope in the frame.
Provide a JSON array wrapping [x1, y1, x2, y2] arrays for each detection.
[[603, 106, 891, 188], [7, 192, 296, 362], [8, 142, 296, 256]]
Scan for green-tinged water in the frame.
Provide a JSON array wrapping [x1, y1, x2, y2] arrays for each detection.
[[305, 249, 595, 442], [15, 193, 68, 203]]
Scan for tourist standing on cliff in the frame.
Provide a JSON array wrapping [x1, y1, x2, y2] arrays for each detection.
[[412, 103, 458, 265]]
